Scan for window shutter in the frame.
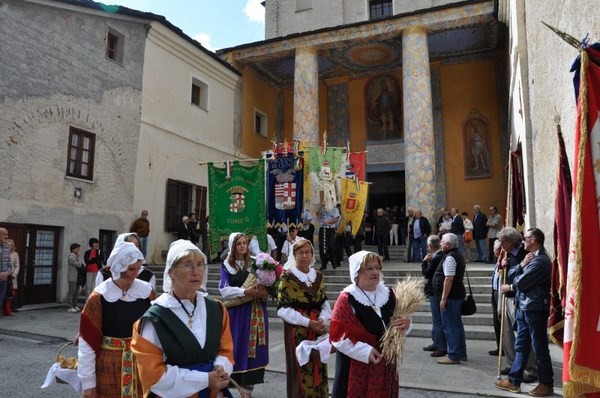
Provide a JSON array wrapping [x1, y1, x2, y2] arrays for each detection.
[[165, 179, 178, 232]]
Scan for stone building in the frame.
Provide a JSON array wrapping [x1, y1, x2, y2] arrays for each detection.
[[498, 0, 600, 236], [0, 0, 240, 305], [221, 0, 509, 224]]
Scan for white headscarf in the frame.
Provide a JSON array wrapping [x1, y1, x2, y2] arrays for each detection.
[[348, 250, 384, 285], [228, 232, 244, 253], [106, 241, 144, 280], [283, 238, 315, 270], [163, 239, 208, 293]]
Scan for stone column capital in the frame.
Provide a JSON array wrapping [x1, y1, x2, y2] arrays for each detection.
[[403, 26, 428, 36]]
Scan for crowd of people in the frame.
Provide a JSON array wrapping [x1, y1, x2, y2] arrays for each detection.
[[63, 225, 411, 397], [3, 200, 557, 397], [418, 226, 554, 397]]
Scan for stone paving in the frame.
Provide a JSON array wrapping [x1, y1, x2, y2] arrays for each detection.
[[1, 303, 564, 397]]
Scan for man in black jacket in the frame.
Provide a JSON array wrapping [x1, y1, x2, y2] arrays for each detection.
[[450, 207, 465, 257], [472, 204, 488, 262], [421, 235, 447, 357], [409, 209, 431, 262], [495, 228, 553, 396]]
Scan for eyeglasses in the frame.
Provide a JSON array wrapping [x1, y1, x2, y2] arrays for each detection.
[[363, 266, 382, 273], [295, 250, 313, 256], [179, 262, 206, 271], [524, 235, 534, 240]]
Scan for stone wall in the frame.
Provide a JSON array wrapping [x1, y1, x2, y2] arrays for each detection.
[[501, 0, 599, 241], [0, 0, 146, 300]]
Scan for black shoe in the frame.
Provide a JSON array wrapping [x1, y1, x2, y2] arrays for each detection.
[[423, 344, 437, 352], [489, 349, 499, 356], [460, 356, 468, 362], [430, 349, 447, 357], [501, 366, 511, 375], [522, 374, 538, 383]]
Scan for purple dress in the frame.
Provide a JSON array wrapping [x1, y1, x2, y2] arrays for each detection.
[[219, 263, 269, 386]]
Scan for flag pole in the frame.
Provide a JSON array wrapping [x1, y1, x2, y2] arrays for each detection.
[[541, 22, 582, 49]]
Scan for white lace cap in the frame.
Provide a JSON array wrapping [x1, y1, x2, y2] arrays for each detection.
[[163, 239, 207, 293], [348, 250, 384, 284], [107, 241, 144, 280], [283, 238, 315, 270]]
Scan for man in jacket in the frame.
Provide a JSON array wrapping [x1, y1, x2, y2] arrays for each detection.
[[421, 235, 447, 357], [494, 228, 553, 397], [495, 228, 537, 383], [450, 208, 465, 257], [130, 210, 150, 257], [472, 204, 488, 262], [409, 209, 431, 262]]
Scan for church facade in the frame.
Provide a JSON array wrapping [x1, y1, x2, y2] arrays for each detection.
[[221, 0, 509, 221]]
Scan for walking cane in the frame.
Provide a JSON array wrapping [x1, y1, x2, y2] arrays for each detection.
[[496, 251, 507, 379]]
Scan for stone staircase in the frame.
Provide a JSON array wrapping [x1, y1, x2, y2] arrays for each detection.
[[149, 244, 496, 341]]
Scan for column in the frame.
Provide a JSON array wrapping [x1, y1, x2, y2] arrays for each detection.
[[293, 46, 319, 145], [402, 26, 437, 221]]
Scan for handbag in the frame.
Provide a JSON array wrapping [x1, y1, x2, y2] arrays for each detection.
[[464, 230, 473, 243], [461, 267, 477, 316], [77, 266, 86, 287]]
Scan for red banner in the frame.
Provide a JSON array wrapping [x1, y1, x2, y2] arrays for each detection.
[[348, 152, 366, 181], [549, 125, 572, 347], [563, 46, 600, 397]]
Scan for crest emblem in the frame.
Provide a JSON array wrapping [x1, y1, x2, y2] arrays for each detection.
[[275, 182, 296, 210], [345, 192, 357, 211], [228, 186, 248, 213], [319, 160, 332, 181]]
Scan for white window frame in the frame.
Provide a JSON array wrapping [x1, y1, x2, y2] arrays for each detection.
[[191, 77, 209, 111], [105, 27, 124, 64]]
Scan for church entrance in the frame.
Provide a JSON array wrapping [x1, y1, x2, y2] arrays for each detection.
[[367, 171, 405, 211]]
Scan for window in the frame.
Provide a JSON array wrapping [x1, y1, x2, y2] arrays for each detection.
[[165, 179, 194, 232], [296, 0, 312, 11], [66, 127, 95, 181], [105, 27, 124, 64], [369, 0, 393, 20], [99, 230, 117, 257], [254, 109, 268, 137], [191, 77, 209, 110]]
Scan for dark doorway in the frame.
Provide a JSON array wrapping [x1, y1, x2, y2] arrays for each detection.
[[367, 171, 405, 211], [4, 223, 60, 305]]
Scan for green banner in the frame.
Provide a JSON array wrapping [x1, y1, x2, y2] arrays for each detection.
[[208, 161, 266, 257], [305, 146, 344, 176]]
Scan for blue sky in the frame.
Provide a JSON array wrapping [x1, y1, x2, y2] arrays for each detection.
[[104, 0, 265, 51]]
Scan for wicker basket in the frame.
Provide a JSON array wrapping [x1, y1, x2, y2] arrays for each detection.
[[55, 342, 78, 384]]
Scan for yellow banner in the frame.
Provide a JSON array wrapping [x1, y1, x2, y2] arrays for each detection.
[[337, 179, 369, 236]]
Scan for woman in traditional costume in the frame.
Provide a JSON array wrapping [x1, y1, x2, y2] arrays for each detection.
[[218, 233, 269, 398], [78, 240, 153, 398], [277, 238, 331, 398], [132, 239, 234, 398], [330, 250, 411, 398]]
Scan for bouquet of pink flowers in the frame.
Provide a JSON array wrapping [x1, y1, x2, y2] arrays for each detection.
[[252, 253, 283, 296]]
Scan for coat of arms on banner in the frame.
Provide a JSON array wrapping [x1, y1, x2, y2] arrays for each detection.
[[319, 160, 333, 181], [272, 169, 297, 210], [228, 186, 247, 213], [345, 192, 357, 210]]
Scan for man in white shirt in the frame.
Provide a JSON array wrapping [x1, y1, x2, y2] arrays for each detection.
[[281, 226, 300, 263], [249, 234, 278, 258]]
